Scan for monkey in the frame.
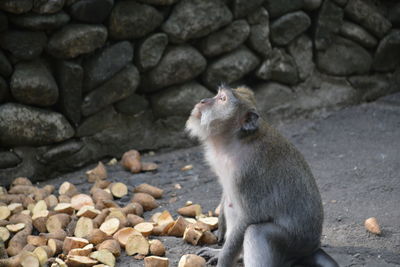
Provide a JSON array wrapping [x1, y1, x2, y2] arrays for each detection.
[[185, 85, 339, 267]]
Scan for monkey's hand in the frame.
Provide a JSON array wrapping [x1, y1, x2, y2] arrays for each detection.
[[197, 247, 221, 265]]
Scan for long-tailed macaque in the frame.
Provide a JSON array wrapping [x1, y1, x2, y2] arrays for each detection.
[[185, 85, 339, 267]]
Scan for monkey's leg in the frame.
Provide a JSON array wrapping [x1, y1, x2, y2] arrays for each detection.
[[243, 223, 291, 267], [216, 225, 245, 267], [217, 196, 226, 244], [295, 248, 339, 267]]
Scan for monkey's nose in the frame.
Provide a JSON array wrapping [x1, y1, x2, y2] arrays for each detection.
[[200, 98, 212, 104]]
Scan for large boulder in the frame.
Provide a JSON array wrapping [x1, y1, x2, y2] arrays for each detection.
[[270, 11, 311, 45], [0, 0, 32, 14], [0, 50, 12, 77], [8, 11, 70, 30], [288, 35, 314, 81], [317, 36, 372, 75], [247, 8, 271, 57], [82, 65, 140, 116], [162, 0, 232, 43], [349, 74, 392, 101], [0, 30, 47, 60], [344, 0, 391, 38], [0, 77, 8, 103], [200, 20, 250, 57], [55, 60, 83, 127], [108, 1, 163, 40], [69, 0, 113, 23], [114, 94, 149, 115], [135, 33, 168, 72], [83, 41, 133, 92], [47, 24, 107, 58], [0, 103, 74, 146], [388, 2, 400, 27], [203, 46, 260, 89], [0, 151, 21, 169], [0, 11, 8, 31], [11, 60, 59, 106], [256, 48, 299, 85], [315, 0, 344, 50], [142, 45, 206, 92], [373, 30, 400, 72], [263, 0, 304, 19], [339, 21, 378, 49], [254, 82, 294, 118], [32, 0, 64, 14], [231, 0, 264, 18], [136, 0, 178, 5], [150, 82, 213, 118]]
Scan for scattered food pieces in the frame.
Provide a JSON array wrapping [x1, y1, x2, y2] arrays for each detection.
[[121, 150, 142, 173], [365, 217, 381, 235], [107, 158, 118, 166], [178, 204, 202, 217], [141, 162, 158, 172], [178, 254, 206, 267], [174, 184, 182, 190], [144, 256, 169, 267], [181, 165, 193, 171], [86, 162, 108, 183], [134, 184, 164, 199]]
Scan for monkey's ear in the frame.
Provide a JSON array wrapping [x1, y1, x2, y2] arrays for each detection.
[[241, 110, 259, 132]]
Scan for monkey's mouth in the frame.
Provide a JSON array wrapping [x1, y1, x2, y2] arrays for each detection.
[[191, 108, 202, 119]]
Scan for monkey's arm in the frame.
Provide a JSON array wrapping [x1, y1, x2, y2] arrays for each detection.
[[217, 224, 245, 267], [217, 196, 226, 245]]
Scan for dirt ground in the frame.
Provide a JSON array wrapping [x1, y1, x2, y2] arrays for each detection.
[[41, 93, 400, 266]]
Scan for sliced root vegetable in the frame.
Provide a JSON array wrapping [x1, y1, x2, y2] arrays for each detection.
[[183, 225, 203, 246], [86, 162, 108, 183], [93, 209, 110, 228], [77, 206, 101, 218], [39, 229, 67, 241], [181, 165, 193, 171], [44, 195, 59, 209], [112, 227, 141, 248], [126, 214, 145, 227], [46, 213, 70, 233], [20, 251, 40, 267], [90, 180, 112, 194], [131, 193, 158, 211], [131, 201, 144, 216], [6, 223, 25, 232], [96, 239, 121, 257], [110, 182, 128, 198], [32, 209, 49, 233], [63, 237, 89, 254], [58, 194, 71, 203], [365, 217, 381, 235], [157, 210, 174, 226], [144, 256, 169, 267], [54, 203, 74, 215], [91, 188, 113, 206], [199, 231, 217, 245], [149, 240, 165, 256], [59, 182, 79, 197], [32, 200, 47, 216], [125, 234, 149, 256], [71, 194, 94, 210], [106, 209, 127, 227], [27, 235, 47, 246], [68, 244, 94, 257], [75, 217, 94, 238], [11, 177, 32, 187], [7, 214, 33, 256], [65, 255, 98, 267], [0, 194, 25, 204], [167, 217, 189, 237], [0, 226, 10, 242], [121, 150, 141, 173], [100, 218, 120, 236], [120, 203, 138, 216], [198, 217, 218, 230], [141, 162, 158, 172], [87, 228, 110, 246], [8, 203, 23, 214], [134, 222, 154, 237], [0, 206, 11, 220], [90, 250, 116, 267], [48, 238, 64, 255], [151, 212, 162, 223], [178, 254, 206, 267], [134, 184, 163, 199], [33, 246, 53, 266], [177, 204, 202, 217], [152, 221, 174, 236]]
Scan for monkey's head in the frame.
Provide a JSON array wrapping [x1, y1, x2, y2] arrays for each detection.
[[185, 85, 260, 141]]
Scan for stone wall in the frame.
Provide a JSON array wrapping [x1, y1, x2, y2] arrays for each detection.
[[0, 0, 399, 185]]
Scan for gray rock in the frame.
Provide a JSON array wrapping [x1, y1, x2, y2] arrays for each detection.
[[203, 46, 260, 89], [0, 50, 12, 77], [11, 60, 59, 106], [69, 0, 113, 23], [340, 21, 378, 48], [303, 0, 322, 10], [162, 0, 232, 43], [231, 0, 264, 18], [0, 103, 74, 146], [373, 30, 400, 72], [114, 94, 149, 115], [32, 0, 64, 14], [39, 139, 83, 163], [82, 65, 140, 116], [135, 33, 168, 72], [200, 20, 250, 57], [349, 74, 392, 101], [247, 8, 271, 58], [151, 82, 213, 118], [137, 0, 178, 5], [288, 35, 314, 81], [256, 48, 299, 85], [344, 0, 391, 38], [83, 41, 133, 92], [0, 0, 32, 14], [48, 24, 107, 58], [142, 45, 206, 92], [254, 82, 294, 117], [0, 151, 21, 169], [77, 106, 118, 137], [264, 0, 304, 19], [56, 60, 83, 126], [315, 0, 344, 50], [0, 77, 8, 103], [388, 3, 400, 27], [9, 11, 70, 30], [0, 30, 47, 60], [317, 36, 372, 75], [331, 0, 347, 5], [247, 7, 269, 25], [0, 11, 7, 31], [270, 11, 311, 46], [108, 1, 163, 40]]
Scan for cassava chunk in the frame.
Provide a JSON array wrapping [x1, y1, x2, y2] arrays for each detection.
[[44, 195, 59, 209], [134, 222, 154, 237], [93, 209, 110, 228], [90, 250, 116, 267], [0, 226, 10, 242], [121, 150, 141, 173], [65, 255, 98, 267], [77, 206, 101, 218], [7, 214, 33, 256], [200, 231, 218, 245], [40, 229, 67, 240], [100, 218, 120, 236], [134, 184, 163, 199], [131, 193, 158, 211], [167, 217, 189, 237], [110, 183, 128, 198], [32, 210, 49, 233], [178, 254, 206, 267], [125, 234, 149, 256], [141, 162, 158, 172], [149, 240, 165, 256], [127, 214, 144, 227], [87, 228, 110, 245], [33, 246, 53, 266], [177, 204, 202, 217], [365, 217, 381, 235], [11, 177, 32, 187], [27, 235, 47, 246], [48, 238, 64, 255], [144, 256, 169, 267], [157, 210, 174, 225], [198, 217, 218, 230], [46, 213, 70, 233], [8, 203, 23, 214], [96, 239, 121, 257], [32, 200, 47, 216], [112, 227, 141, 248], [63, 237, 89, 254], [0, 206, 11, 220], [75, 217, 94, 238], [86, 162, 107, 182], [71, 194, 94, 210], [6, 223, 25, 232], [54, 203, 74, 214], [183, 225, 203, 246], [59, 182, 78, 197], [68, 244, 94, 257]]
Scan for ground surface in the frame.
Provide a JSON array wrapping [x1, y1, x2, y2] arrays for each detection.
[[43, 93, 400, 267]]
